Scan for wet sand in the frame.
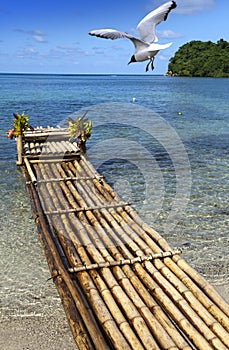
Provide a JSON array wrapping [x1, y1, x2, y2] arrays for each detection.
[[1, 283, 228, 350]]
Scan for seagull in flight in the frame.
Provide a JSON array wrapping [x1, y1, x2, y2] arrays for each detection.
[[89, 1, 177, 72]]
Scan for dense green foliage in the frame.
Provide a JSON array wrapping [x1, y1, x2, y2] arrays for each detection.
[[167, 39, 229, 77]]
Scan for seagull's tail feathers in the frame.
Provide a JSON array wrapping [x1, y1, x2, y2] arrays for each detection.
[[149, 42, 172, 50]]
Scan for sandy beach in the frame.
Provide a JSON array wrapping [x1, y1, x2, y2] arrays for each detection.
[[0, 312, 77, 350], [1, 282, 228, 350]]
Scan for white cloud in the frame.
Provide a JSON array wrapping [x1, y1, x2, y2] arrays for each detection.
[[16, 47, 39, 59], [25, 47, 38, 54], [49, 44, 90, 60], [174, 0, 214, 15], [15, 29, 47, 43], [93, 47, 105, 55], [56, 45, 76, 51], [157, 29, 183, 39], [55, 45, 89, 56], [32, 34, 46, 43]]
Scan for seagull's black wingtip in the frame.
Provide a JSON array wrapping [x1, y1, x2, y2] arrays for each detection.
[[171, 1, 177, 10], [164, 1, 177, 21]]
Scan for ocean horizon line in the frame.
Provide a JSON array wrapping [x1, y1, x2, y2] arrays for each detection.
[[0, 72, 165, 77]]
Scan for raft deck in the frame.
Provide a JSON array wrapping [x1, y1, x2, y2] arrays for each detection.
[[17, 128, 229, 350]]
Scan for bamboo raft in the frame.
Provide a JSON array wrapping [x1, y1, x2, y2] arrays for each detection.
[[15, 128, 229, 350]]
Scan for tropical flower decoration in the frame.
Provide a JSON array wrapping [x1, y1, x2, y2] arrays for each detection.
[[68, 111, 92, 151], [6, 112, 34, 139]]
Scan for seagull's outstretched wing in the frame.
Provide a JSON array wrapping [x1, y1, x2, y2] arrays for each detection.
[[89, 29, 131, 40], [137, 1, 176, 43], [89, 29, 148, 52]]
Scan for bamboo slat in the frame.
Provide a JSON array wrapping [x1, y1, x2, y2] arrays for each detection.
[[18, 128, 229, 350], [68, 251, 182, 273], [44, 202, 131, 215], [29, 156, 81, 163], [24, 157, 37, 183]]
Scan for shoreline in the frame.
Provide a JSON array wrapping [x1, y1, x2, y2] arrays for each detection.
[[1, 282, 228, 350]]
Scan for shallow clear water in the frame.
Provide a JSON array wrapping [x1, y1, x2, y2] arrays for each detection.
[[0, 74, 228, 318]]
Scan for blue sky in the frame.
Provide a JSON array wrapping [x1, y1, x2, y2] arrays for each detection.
[[0, 0, 228, 74]]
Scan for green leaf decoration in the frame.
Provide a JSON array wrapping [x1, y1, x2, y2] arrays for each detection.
[[68, 111, 92, 142], [13, 112, 30, 135]]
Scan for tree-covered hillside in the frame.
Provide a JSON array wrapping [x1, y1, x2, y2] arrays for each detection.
[[167, 39, 229, 77]]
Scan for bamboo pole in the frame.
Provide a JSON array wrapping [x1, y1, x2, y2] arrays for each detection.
[[34, 142, 42, 154], [65, 140, 79, 153], [30, 157, 80, 163], [23, 142, 30, 155], [37, 176, 102, 182], [24, 129, 69, 140], [30, 141, 36, 155], [16, 134, 23, 165], [68, 251, 182, 273], [55, 141, 67, 154], [24, 157, 37, 183]]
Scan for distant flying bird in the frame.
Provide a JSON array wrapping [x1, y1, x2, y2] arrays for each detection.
[[89, 1, 177, 72]]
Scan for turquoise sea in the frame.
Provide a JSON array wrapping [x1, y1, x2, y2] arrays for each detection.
[[0, 74, 228, 319]]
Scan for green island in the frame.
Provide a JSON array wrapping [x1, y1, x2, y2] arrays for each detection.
[[166, 39, 229, 77]]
